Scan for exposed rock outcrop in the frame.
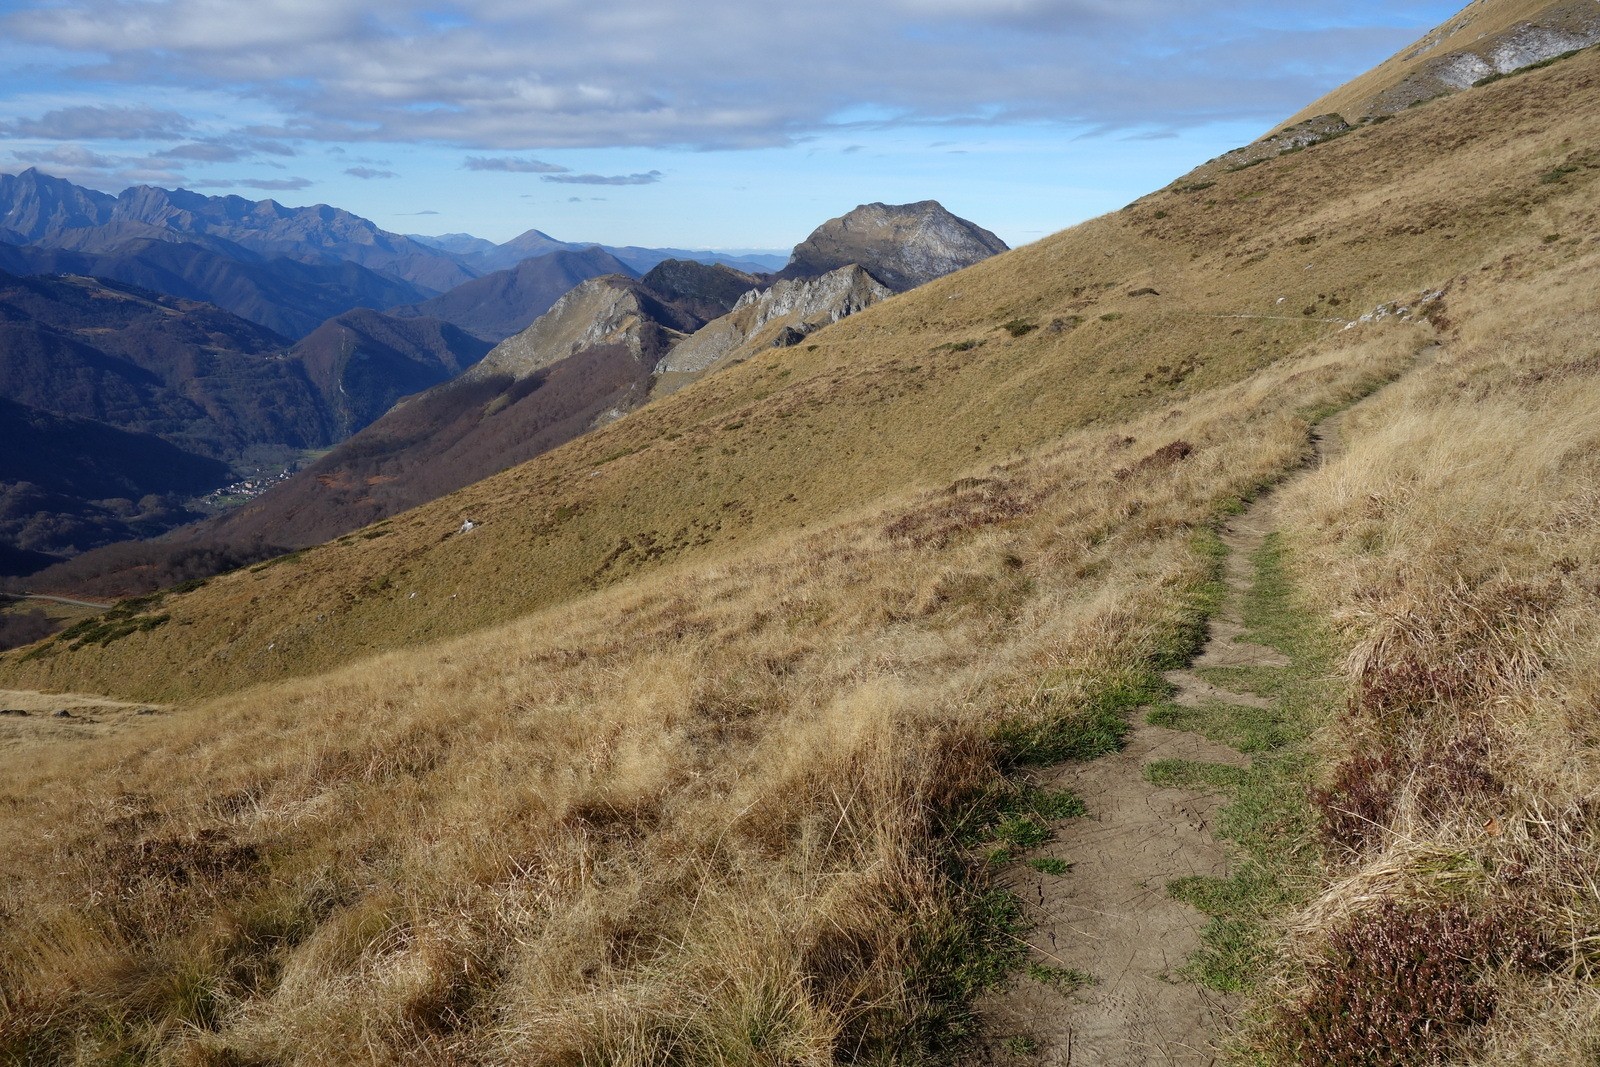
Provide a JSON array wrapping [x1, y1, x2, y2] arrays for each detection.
[[1285, 0, 1600, 124], [776, 201, 1008, 293], [658, 265, 891, 376]]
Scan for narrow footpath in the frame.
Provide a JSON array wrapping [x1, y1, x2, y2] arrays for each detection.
[[970, 419, 1343, 1065]]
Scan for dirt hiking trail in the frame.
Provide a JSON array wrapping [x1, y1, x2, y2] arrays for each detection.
[[967, 417, 1346, 1065]]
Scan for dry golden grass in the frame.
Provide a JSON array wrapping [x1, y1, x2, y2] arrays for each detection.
[[4, 22, 1600, 1067], [8, 40, 1600, 703], [0, 325, 1420, 1064], [1266, 230, 1600, 1062]]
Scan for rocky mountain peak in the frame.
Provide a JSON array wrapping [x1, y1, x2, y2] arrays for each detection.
[[0, 168, 114, 241], [777, 200, 1009, 292]]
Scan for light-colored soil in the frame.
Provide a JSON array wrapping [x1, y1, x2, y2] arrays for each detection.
[[0, 687, 169, 752], [967, 423, 1342, 1065], [971, 723, 1246, 1065]]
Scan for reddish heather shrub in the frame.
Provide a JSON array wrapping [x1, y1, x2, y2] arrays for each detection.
[[1113, 439, 1195, 481], [1280, 899, 1546, 1067], [1315, 730, 1503, 858]]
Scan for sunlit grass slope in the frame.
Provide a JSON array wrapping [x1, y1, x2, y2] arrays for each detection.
[[4, 37, 1600, 1067], [0, 322, 1423, 1065], [5, 45, 1598, 703], [1260, 233, 1600, 1065]]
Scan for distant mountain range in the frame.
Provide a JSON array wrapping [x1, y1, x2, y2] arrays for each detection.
[[0, 174, 1005, 583], [0, 169, 474, 294], [389, 247, 638, 342], [0, 236, 425, 340], [409, 229, 787, 276], [0, 169, 788, 344], [0, 268, 489, 568], [23, 201, 1005, 586]]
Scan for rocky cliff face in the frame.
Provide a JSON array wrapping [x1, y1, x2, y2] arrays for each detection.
[[776, 200, 1008, 293], [659, 265, 891, 376], [470, 276, 668, 380]]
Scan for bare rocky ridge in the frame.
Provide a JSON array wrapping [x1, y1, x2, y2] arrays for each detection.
[[657, 265, 892, 378], [776, 200, 1009, 292], [1286, 0, 1600, 124]]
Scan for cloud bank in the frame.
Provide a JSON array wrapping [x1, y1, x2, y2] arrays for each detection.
[[1, 1, 1449, 153]]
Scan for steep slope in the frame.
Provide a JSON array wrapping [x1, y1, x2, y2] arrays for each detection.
[[0, 270, 345, 563], [185, 272, 712, 548], [5, 15, 1600, 1067], [389, 247, 637, 342], [11, 44, 1600, 699], [0, 396, 228, 570], [1286, 0, 1600, 122], [0, 168, 111, 238], [0, 237, 426, 339], [0, 270, 330, 462], [289, 309, 493, 438], [774, 200, 1008, 291]]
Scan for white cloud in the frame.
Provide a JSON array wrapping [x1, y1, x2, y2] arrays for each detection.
[[464, 156, 569, 173], [0, 1, 1456, 151], [0, 104, 192, 140], [542, 169, 662, 186]]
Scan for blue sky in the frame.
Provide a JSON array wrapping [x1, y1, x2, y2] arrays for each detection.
[[0, 0, 1465, 251]]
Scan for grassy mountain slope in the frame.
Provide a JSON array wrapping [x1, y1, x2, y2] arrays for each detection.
[[3, 29, 1600, 1067], [5, 47, 1596, 703], [1286, 0, 1600, 122]]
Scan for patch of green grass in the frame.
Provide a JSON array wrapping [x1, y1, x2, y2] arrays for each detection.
[[1148, 693, 1293, 753], [1001, 1034, 1039, 1056], [1153, 531, 1334, 996], [1098, 312, 1124, 322], [1145, 758, 1248, 790], [1026, 857, 1072, 876], [992, 669, 1160, 766], [50, 592, 175, 650], [955, 784, 1087, 864], [901, 884, 1028, 1052], [1194, 665, 1292, 699], [1238, 533, 1299, 655], [1001, 319, 1038, 338], [1026, 962, 1096, 992]]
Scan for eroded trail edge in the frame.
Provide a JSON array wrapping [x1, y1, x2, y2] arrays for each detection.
[[970, 419, 1346, 1065]]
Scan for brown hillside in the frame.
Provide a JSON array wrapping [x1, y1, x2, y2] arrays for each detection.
[[4, 19, 1600, 1066], [5, 45, 1599, 703]]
